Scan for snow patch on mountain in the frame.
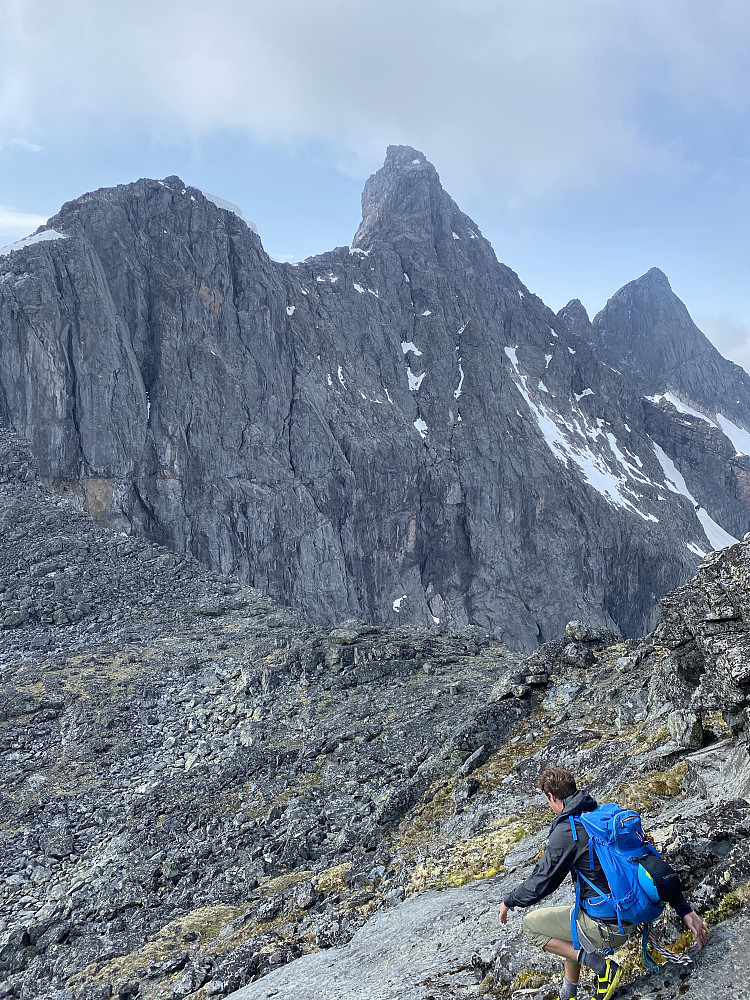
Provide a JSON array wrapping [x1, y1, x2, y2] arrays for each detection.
[[504, 347, 657, 521], [408, 369, 425, 391], [0, 230, 67, 256], [716, 414, 750, 456], [454, 362, 464, 399], [648, 393, 750, 456], [652, 443, 739, 551], [686, 542, 708, 558], [401, 342, 422, 357], [647, 392, 717, 426]]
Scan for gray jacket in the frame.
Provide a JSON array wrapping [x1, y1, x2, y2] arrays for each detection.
[[503, 790, 609, 909]]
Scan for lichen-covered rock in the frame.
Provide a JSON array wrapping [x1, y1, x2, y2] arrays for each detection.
[[667, 709, 704, 748], [565, 620, 598, 641], [39, 824, 74, 859], [561, 642, 596, 669]]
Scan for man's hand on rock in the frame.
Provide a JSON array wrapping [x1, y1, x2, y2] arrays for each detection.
[[498, 901, 513, 925], [683, 910, 708, 949]]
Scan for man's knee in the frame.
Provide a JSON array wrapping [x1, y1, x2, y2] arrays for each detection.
[[523, 913, 548, 949], [522, 906, 573, 949]]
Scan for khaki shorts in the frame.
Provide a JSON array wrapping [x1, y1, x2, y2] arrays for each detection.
[[523, 905, 634, 953]]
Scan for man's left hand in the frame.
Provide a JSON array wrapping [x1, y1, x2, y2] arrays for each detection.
[[683, 910, 708, 950], [498, 901, 513, 925]]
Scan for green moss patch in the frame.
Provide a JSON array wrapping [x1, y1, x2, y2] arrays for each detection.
[[495, 968, 555, 998], [65, 904, 249, 997], [610, 762, 687, 813], [475, 719, 556, 794], [396, 776, 459, 847], [315, 862, 352, 894], [405, 810, 547, 895], [706, 880, 750, 926], [260, 869, 315, 895]]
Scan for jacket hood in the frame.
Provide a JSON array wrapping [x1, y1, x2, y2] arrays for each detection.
[[553, 789, 598, 828]]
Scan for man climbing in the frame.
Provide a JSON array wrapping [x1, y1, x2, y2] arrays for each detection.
[[498, 767, 708, 1000]]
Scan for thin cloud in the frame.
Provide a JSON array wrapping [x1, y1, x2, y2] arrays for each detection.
[[0, 206, 48, 242], [1, 1, 750, 202], [10, 137, 42, 152]]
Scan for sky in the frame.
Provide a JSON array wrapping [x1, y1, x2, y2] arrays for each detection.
[[2, 0, 750, 372]]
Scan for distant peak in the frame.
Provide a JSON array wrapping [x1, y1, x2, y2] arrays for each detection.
[[636, 266, 671, 289], [563, 297, 588, 313], [353, 145, 482, 253], [590, 264, 728, 391], [383, 145, 432, 169], [557, 299, 591, 338], [611, 267, 673, 303], [591, 269, 679, 333]]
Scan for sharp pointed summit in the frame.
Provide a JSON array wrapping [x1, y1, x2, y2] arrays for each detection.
[[353, 145, 486, 259], [592, 268, 750, 429], [592, 267, 701, 368], [557, 298, 591, 339]]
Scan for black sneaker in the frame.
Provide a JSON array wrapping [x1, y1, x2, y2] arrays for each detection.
[[591, 958, 622, 1000]]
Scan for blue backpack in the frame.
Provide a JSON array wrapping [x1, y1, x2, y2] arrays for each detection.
[[569, 803, 665, 951]]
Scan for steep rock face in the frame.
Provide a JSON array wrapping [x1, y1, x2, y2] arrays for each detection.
[[592, 267, 750, 425], [557, 297, 592, 340], [642, 402, 750, 541], [592, 267, 750, 549], [653, 536, 750, 744], [0, 150, 748, 647]]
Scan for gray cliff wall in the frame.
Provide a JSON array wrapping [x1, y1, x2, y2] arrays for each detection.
[[592, 266, 750, 544], [0, 148, 747, 647], [592, 267, 750, 428]]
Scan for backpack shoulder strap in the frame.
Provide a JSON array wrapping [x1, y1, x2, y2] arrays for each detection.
[[568, 813, 609, 950], [570, 812, 597, 872]]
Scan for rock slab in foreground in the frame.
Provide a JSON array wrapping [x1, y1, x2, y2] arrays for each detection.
[[225, 878, 511, 1000], [227, 892, 750, 1000]]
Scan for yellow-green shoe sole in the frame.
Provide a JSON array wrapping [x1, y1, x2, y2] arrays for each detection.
[[593, 964, 623, 1000]]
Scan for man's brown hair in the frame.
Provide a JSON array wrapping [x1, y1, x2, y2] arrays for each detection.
[[538, 767, 577, 801]]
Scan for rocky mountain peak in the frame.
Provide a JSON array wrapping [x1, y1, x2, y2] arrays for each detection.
[[635, 264, 671, 288], [352, 145, 484, 256], [591, 267, 750, 428], [593, 265, 700, 352], [49, 174, 257, 251], [557, 298, 591, 338]]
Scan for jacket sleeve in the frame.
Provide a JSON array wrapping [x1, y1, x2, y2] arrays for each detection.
[[639, 854, 692, 918], [503, 823, 578, 909]]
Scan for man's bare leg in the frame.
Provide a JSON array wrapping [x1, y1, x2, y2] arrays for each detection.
[[542, 937, 581, 984]]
